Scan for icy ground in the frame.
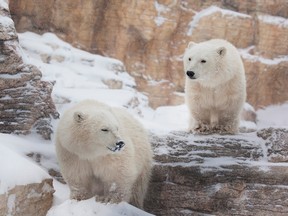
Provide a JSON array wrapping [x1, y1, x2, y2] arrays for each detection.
[[0, 32, 287, 215]]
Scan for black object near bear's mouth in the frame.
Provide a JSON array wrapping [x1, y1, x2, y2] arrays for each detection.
[[107, 141, 125, 152]]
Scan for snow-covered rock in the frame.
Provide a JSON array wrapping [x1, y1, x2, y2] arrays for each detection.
[[0, 2, 58, 139], [145, 128, 288, 215], [0, 144, 54, 216]]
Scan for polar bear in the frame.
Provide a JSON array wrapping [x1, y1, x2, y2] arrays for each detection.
[[183, 39, 246, 134], [55, 100, 153, 209]]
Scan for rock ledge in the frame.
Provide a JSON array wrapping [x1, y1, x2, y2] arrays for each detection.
[[145, 128, 288, 216]]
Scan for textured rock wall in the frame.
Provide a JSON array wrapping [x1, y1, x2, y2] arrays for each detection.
[[9, 0, 288, 108], [0, 1, 58, 139], [144, 128, 288, 215]]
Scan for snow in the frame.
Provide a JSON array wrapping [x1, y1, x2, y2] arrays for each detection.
[[0, 30, 287, 215], [258, 14, 288, 27], [150, 104, 188, 132], [0, 0, 8, 10], [187, 6, 251, 36], [7, 194, 16, 216], [239, 46, 288, 65], [154, 1, 170, 26], [0, 139, 50, 194], [47, 198, 153, 216], [154, 156, 242, 170], [257, 103, 288, 129], [0, 16, 14, 27]]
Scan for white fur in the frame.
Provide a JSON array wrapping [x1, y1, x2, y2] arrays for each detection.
[[183, 39, 246, 134], [55, 100, 153, 208]]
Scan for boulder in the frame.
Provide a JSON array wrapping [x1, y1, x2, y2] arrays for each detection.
[[0, 179, 54, 216], [144, 128, 288, 215], [0, 143, 55, 216], [0, 1, 58, 139]]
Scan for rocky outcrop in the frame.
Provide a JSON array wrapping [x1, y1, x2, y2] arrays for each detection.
[[144, 128, 288, 215], [244, 58, 288, 109], [0, 1, 58, 139], [9, 0, 288, 109], [0, 179, 54, 216], [0, 142, 55, 216]]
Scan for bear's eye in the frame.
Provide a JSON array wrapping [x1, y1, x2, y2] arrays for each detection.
[[101, 128, 109, 132], [201, 59, 206, 63], [188, 58, 191, 61]]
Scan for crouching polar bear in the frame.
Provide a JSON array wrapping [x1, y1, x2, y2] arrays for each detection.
[[183, 39, 246, 134], [55, 100, 153, 208]]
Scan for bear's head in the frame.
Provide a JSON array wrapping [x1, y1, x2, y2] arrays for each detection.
[[183, 40, 233, 87], [65, 109, 125, 159]]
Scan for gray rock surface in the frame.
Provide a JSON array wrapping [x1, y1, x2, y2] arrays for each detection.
[[144, 128, 288, 216]]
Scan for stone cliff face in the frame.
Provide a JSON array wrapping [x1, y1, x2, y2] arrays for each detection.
[[0, 1, 58, 139], [145, 128, 288, 215], [9, 0, 288, 108]]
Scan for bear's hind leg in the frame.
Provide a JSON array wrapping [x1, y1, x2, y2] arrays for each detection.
[[210, 110, 219, 131]]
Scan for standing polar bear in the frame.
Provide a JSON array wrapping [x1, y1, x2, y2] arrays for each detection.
[[55, 100, 153, 209], [183, 39, 246, 134]]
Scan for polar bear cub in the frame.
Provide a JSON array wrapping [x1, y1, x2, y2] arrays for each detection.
[[183, 39, 246, 134], [55, 100, 153, 208]]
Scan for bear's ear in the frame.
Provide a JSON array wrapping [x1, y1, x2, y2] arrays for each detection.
[[217, 46, 226, 56], [187, 41, 196, 49], [74, 111, 86, 123]]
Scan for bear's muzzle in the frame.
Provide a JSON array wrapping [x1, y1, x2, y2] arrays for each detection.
[[186, 71, 196, 79], [107, 140, 125, 152]]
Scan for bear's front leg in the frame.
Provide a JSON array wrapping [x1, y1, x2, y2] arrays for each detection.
[[95, 191, 124, 204], [210, 110, 219, 131], [70, 184, 93, 201], [193, 122, 211, 134], [96, 181, 133, 204], [66, 175, 95, 200], [217, 118, 239, 135], [189, 118, 211, 134]]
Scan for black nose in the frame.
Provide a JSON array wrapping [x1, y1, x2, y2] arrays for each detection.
[[116, 141, 125, 148], [186, 71, 195, 77]]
